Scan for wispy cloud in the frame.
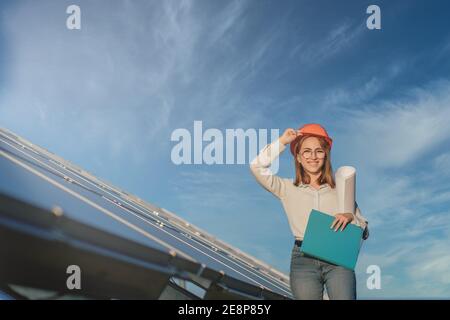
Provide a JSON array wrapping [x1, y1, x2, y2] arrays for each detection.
[[358, 231, 450, 298], [331, 78, 450, 298], [206, 0, 249, 47], [323, 62, 406, 109], [1, 0, 450, 298], [407, 241, 450, 286], [0, 0, 203, 165], [336, 79, 450, 169], [433, 151, 450, 176], [295, 20, 365, 66]]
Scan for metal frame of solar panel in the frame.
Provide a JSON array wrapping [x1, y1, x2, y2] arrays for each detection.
[[0, 127, 293, 300]]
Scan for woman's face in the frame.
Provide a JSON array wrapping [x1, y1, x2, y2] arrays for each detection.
[[297, 137, 326, 174]]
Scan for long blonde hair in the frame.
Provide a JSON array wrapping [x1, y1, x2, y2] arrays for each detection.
[[292, 135, 335, 188]]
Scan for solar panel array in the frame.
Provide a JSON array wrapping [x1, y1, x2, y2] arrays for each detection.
[[0, 127, 293, 300]]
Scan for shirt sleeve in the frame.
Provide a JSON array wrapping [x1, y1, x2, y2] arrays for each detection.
[[351, 201, 369, 240], [249, 138, 287, 200]]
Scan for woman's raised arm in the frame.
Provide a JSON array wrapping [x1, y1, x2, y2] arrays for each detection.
[[249, 128, 299, 199]]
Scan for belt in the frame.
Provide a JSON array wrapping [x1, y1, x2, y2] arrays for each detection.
[[294, 239, 303, 247]]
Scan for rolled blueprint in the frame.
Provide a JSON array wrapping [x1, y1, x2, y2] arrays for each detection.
[[335, 166, 356, 214]]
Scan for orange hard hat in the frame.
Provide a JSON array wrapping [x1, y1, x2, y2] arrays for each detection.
[[290, 123, 333, 155]]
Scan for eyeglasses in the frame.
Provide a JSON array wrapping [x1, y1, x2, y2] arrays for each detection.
[[299, 149, 325, 159]]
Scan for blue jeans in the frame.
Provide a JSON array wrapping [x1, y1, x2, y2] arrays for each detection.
[[289, 243, 356, 300]]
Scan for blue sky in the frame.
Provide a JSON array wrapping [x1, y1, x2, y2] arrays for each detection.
[[1, 0, 450, 298]]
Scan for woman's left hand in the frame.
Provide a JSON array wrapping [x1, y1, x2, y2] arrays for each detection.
[[331, 213, 354, 232]]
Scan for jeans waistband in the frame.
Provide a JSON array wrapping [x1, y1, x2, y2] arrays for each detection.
[[294, 240, 303, 247]]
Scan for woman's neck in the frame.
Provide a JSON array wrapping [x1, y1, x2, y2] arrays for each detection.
[[306, 172, 322, 189]]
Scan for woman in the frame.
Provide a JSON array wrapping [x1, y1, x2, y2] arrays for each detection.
[[249, 123, 369, 300]]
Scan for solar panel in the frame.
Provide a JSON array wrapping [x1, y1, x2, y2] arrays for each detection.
[[0, 127, 293, 300]]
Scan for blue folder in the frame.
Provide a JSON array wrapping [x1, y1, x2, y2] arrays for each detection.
[[300, 209, 363, 270]]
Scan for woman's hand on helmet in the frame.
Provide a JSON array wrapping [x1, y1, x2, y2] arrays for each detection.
[[280, 128, 300, 146], [331, 213, 354, 232]]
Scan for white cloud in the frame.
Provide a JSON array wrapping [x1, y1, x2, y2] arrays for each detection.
[[433, 151, 450, 176], [405, 241, 450, 296], [336, 80, 450, 169], [323, 62, 405, 109], [297, 20, 364, 66], [358, 232, 450, 298], [2, 1, 449, 298], [206, 0, 248, 47], [0, 0, 203, 165], [323, 76, 450, 298]]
